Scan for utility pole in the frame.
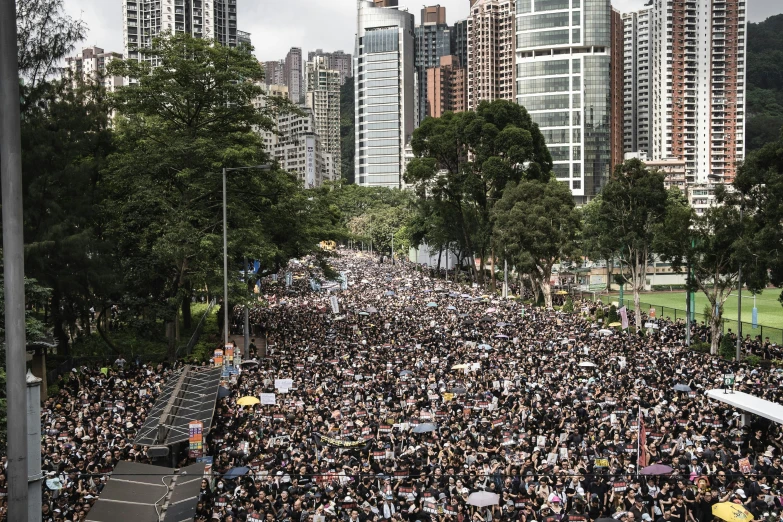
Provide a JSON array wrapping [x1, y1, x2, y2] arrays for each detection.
[[243, 257, 249, 359], [1, 1, 30, 518], [737, 205, 743, 361], [391, 234, 394, 265], [223, 167, 229, 348]]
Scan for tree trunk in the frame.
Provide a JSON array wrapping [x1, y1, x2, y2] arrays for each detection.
[[479, 248, 486, 287], [490, 248, 496, 292], [606, 260, 613, 292], [175, 305, 180, 343], [437, 248, 443, 277], [166, 321, 176, 361], [51, 286, 69, 356], [182, 285, 192, 331], [633, 275, 642, 331], [710, 308, 722, 355], [541, 278, 553, 309]]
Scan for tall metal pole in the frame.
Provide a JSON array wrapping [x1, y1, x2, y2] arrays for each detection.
[[391, 234, 394, 265], [223, 167, 229, 347], [737, 206, 743, 361], [243, 257, 249, 359], [503, 259, 508, 299], [0, 1, 30, 518]]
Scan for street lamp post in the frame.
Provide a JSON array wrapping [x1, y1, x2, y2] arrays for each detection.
[[223, 165, 271, 351], [391, 233, 394, 265]]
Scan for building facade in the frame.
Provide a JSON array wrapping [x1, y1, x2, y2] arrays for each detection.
[[122, 0, 240, 63], [285, 47, 304, 104], [64, 46, 125, 92], [622, 5, 653, 157], [308, 49, 354, 85], [647, 0, 746, 183], [354, 0, 416, 188], [426, 55, 467, 118], [450, 19, 469, 69], [516, 0, 613, 203], [264, 60, 285, 85], [306, 56, 342, 180], [415, 6, 452, 122], [609, 8, 624, 173], [467, 0, 516, 110]]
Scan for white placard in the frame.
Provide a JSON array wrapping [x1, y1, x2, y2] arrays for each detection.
[[260, 393, 276, 405], [275, 379, 293, 391]]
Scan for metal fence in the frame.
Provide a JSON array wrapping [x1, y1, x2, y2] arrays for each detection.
[[570, 290, 783, 345]]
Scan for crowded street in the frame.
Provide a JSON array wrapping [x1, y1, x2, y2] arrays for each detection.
[[23, 251, 783, 522]]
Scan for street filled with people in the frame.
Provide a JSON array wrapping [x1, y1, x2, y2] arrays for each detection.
[[11, 250, 783, 522]]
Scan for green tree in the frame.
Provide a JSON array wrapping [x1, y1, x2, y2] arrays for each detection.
[[104, 33, 330, 359], [21, 78, 115, 352], [746, 14, 783, 151], [492, 179, 580, 308], [583, 159, 691, 329], [405, 101, 552, 287]]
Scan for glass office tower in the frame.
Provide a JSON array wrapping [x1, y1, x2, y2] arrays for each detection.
[[515, 0, 612, 203]]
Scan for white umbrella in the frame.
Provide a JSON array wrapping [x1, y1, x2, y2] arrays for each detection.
[[578, 361, 597, 368], [467, 492, 500, 507], [599, 329, 613, 336]]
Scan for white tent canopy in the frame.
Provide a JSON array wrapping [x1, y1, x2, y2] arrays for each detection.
[[705, 389, 783, 425]]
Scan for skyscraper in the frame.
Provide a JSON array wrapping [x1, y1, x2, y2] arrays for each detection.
[[354, 0, 416, 188], [450, 19, 469, 68], [415, 6, 452, 122], [649, 0, 746, 183], [609, 8, 624, 173], [622, 5, 653, 157], [122, 0, 239, 63], [308, 50, 354, 85], [306, 56, 342, 180], [64, 46, 125, 92], [467, 0, 516, 110], [264, 60, 285, 85], [426, 55, 467, 118], [515, 0, 613, 203], [285, 47, 304, 104]]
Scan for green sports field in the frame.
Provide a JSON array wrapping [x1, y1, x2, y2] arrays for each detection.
[[606, 289, 783, 342]]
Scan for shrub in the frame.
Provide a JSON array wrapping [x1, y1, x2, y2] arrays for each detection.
[[719, 334, 736, 360], [744, 354, 762, 367], [607, 305, 619, 324], [595, 307, 605, 321], [691, 342, 711, 354], [562, 296, 574, 313]]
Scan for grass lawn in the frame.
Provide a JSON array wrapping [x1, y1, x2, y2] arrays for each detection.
[[607, 289, 783, 342]]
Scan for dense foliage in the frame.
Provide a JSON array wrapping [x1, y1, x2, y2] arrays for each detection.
[[747, 14, 783, 151]]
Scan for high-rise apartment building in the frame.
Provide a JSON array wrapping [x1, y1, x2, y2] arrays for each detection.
[[609, 8, 624, 173], [64, 46, 125, 92], [264, 60, 285, 85], [515, 0, 613, 203], [467, 0, 516, 110], [450, 19, 469, 68], [622, 5, 653, 157], [285, 47, 304, 104], [237, 30, 252, 50], [651, 0, 746, 183], [308, 49, 354, 85], [122, 0, 239, 63], [254, 85, 335, 187], [426, 55, 467, 118], [354, 0, 416, 188], [415, 6, 452, 122], [306, 57, 342, 180]]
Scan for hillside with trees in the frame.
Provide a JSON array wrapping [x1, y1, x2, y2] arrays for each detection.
[[747, 14, 783, 151]]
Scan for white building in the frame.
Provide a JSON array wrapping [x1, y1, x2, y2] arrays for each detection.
[[515, 0, 614, 203], [622, 5, 653, 157], [642, 0, 746, 183], [122, 0, 240, 64], [354, 0, 416, 188], [306, 57, 342, 179], [64, 46, 125, 92], [254, 84, 335, 187]]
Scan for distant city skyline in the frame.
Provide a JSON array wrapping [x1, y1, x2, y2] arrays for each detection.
[[61, 0, 783, 61]]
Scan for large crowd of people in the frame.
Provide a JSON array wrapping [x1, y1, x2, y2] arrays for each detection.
[[4, 250, 783, 522]]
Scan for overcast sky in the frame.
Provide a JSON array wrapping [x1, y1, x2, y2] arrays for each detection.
[[63, 0, 782, 61]]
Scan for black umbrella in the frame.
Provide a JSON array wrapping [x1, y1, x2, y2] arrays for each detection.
[[218, 386, 231, 399], [463, 319, 475, 325], [480, 316, 493, 323]]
